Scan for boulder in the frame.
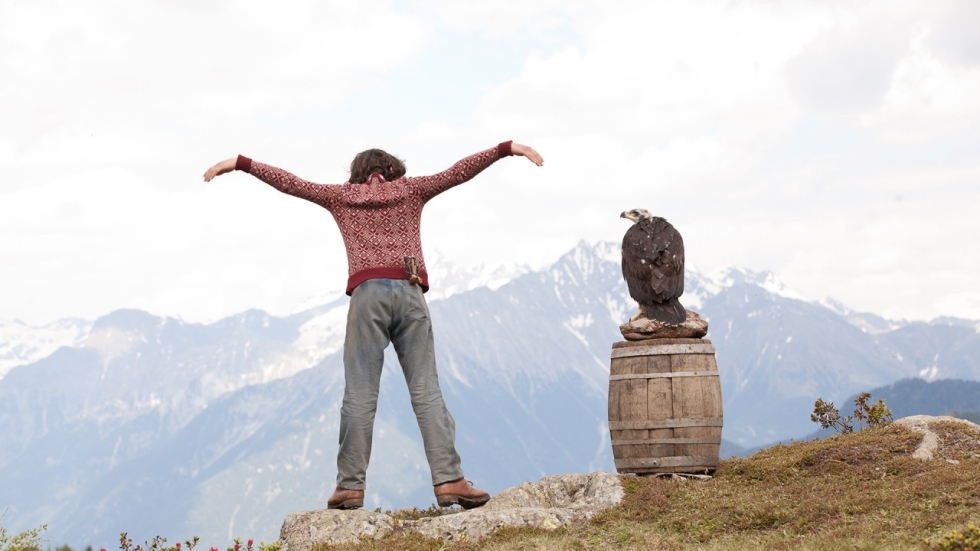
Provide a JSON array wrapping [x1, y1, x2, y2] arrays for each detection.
[[619, 309, 708, 340], [406, 507, 578, 543], [277, 472, 623, 546], [279, 508, 394, 551], [894, 415, 980, 461], [410, 472, 623, 542]]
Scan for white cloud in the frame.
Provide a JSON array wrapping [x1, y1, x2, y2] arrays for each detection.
[[2, 0, 980, 324], [861, 29, 980, 144], [782, 9, 913, 115]]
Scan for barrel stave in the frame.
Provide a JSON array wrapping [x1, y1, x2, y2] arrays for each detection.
[[645, 374, 674, 459]]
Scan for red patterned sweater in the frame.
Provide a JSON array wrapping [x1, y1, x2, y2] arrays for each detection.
[[236, 141, 513, 295]]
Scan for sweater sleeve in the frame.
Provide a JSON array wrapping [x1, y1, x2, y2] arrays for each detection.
[[237, 156, 342, 209], [409, 141, 512, 202]]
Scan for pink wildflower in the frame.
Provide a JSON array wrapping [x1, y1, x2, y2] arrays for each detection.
[[247, 540, 253, 548], [176, 544, 181, 550], [210, 547, 218, 551], [234, 544, 240, 551]]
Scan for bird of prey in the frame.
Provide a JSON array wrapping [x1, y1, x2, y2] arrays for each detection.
[[620, 208, 686, 324]]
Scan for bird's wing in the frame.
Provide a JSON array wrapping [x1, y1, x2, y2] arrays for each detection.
[[621, 218, 685, 304], [659, 226, 684, 299]]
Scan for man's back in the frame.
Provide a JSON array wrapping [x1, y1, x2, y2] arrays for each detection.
[[238, 143, 511, 293]]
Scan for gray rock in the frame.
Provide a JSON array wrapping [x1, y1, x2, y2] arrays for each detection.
[[277, 472, 623, 546], [279, 508, 394, 551], [484, 471, 623, 513], [410, 472, 623, 542], [406, 507, 578, 543]]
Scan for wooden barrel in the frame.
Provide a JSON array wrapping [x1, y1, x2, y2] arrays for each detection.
[[608, 338, 723, 475]]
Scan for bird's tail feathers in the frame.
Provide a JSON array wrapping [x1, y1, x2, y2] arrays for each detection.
[[643, 298, 687, 325]]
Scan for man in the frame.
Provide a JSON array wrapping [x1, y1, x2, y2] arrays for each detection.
[[203, 141, 543, 509]]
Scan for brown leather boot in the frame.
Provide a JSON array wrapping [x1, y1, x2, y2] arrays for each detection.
[[434, 478, 490, 509], [327, 486, 364, 510]]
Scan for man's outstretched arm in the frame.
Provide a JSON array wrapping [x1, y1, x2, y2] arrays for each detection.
[[413, 141, 544, 200], [203, 155, 342, 208]]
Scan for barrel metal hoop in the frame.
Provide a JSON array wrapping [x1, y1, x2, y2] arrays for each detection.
[[611, 438, 722, 445], [609, 417, 724, 431], [611, 343, 716, 359], [614, 456, 720, 469], [609, 371, 719, 381]]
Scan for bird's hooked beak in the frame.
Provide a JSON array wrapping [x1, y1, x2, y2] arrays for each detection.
[[621, 210, 639, 222]]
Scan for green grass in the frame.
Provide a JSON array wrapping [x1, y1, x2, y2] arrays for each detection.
[[317, 421, 980, 550]]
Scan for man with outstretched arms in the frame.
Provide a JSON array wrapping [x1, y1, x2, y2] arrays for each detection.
[[204, 141, 543, 510]]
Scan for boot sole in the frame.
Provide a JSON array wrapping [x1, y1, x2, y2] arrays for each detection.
[[436, 494, 490, 510], [327, 498, 364, 510]]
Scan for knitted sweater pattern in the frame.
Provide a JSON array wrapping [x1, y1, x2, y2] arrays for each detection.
[[238, 142, 511, 294]]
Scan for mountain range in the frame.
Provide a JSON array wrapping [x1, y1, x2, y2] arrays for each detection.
[[1, 241, 977, 549]]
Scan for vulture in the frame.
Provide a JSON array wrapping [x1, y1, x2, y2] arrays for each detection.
[[620, 208, 686, 324]]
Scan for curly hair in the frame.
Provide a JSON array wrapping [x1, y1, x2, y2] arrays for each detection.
[[349, 149, 406, 184]]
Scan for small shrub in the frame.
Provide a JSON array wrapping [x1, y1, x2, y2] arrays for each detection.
[[119, 534, 277, 551], [853, 392, 894, 430], [119, 533, 197, 551], [925, 522, 980, 550], [226, 537, 279, 551], [0, 511, 46, 551], [812, 393, 893, 434], [811, 398, 853, 434]]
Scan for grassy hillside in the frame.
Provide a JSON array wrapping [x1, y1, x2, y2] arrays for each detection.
[[321, 421, 980, 550]]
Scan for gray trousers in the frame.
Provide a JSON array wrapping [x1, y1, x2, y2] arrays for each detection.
[[336, 278, 464, 489]]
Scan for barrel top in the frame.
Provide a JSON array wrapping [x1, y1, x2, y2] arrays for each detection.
[[612, 338, 711, 349]]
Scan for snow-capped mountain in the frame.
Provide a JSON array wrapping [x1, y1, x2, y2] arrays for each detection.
[[421, 248, 531, 301], [1, 241, 977, 549], [0, 318, 91, 379]]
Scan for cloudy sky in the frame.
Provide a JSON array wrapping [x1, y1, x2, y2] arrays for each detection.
[[2, 0, 978, 325]]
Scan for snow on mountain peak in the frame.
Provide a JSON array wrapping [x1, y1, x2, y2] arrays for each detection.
[[291, 304, 349, 369], [754, 271, 807, 301], [423, 249, 530, 301], [0, 318, 92, 379], [816, 298, 910, 335], [818, 297, 852, 316], [706, 267, 807, 301], [287, 251, 532, 313], [553, 240, 620, 277], [681, 266, 806, 310], [291, 290, 346, 314], [590, 241, 622, 264]]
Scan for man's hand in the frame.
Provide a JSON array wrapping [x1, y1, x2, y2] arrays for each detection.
[[512, 143, 544, 167], [203, 158, 237, 182]]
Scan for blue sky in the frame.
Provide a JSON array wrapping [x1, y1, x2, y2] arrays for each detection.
[[2, 0, 979, 324]]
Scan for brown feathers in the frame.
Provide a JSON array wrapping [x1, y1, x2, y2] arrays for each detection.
[[621, 215, 686, 324]]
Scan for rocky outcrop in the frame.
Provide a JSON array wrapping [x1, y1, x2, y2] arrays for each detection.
[[278, 472, 623, 547], [619, 310, 708, 340], [894, 415, 980, 461], [410, 472, 623, 542], [279, 509, 395, 550]]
